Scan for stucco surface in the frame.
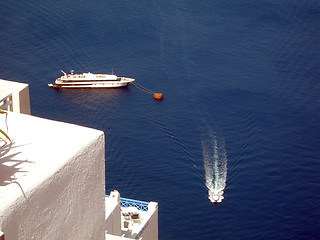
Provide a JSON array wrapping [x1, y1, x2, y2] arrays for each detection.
[[0, 112, 105, 239]]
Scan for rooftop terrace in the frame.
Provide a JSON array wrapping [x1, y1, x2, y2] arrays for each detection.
[[105, 191, 158, 240]]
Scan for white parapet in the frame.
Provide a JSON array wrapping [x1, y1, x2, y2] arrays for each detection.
[[138, 201, 158, 240], [105, 190, 122, 236], [0, 79, 31, 114], [0, 111, 105, 240]]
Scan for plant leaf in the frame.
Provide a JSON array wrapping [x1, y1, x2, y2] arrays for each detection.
[[0, 128, 11, 141]]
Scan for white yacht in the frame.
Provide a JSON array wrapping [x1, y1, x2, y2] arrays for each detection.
[[48, 70, 135, 89]]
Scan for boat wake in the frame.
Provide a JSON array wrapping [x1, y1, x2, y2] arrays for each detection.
[[201, 128, 227, 203]]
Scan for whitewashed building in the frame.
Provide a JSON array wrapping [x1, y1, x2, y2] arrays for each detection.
[[0, 79, 158, 240], [105, 191, 158, 240]]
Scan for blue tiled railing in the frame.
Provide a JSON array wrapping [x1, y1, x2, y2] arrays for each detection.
[[106, 195, 149, 212]]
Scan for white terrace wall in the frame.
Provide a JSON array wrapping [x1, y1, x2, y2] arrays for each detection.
[[0, 112, 105, 239], [138, 202, 158, 240], [105, 190, 121, 236], [0, 79, 30, 114]]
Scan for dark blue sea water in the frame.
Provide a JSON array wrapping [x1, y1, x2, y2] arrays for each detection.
[[1, 1, 320, 239]]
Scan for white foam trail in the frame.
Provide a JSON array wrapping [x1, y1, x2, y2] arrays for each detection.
[[202, 129, 227, 203]]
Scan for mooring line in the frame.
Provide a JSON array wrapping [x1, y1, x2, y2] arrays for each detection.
[[131, 81, 163, 100], [132, 82, 154, 94]]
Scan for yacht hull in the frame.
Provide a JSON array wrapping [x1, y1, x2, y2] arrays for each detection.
[[48, 82, 130, 89]]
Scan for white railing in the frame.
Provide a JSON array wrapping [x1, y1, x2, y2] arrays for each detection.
[[0, 93, 13, 111]]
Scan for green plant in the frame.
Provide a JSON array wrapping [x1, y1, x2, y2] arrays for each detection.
[[0, 109, 12, 154]]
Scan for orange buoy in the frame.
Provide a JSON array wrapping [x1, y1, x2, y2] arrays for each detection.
[[132, 82, 163, 100], [154, 93, 163, 100]]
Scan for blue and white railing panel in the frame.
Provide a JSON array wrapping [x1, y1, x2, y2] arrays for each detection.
[[106, 195, 149, 212], [120, 197, 149, 212]]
